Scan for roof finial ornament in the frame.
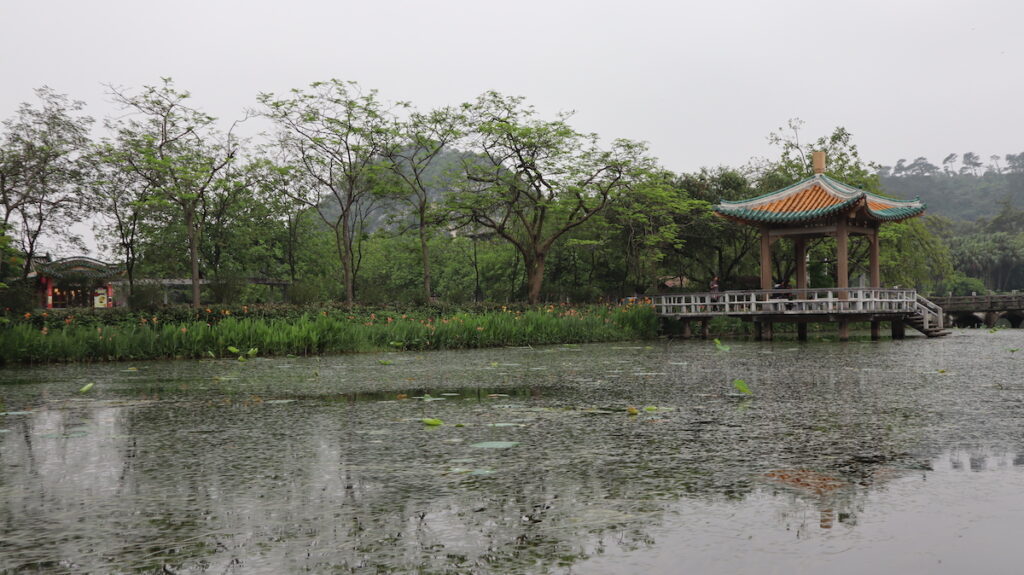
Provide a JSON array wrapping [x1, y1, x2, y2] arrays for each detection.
[[812, 150, 826, 175]]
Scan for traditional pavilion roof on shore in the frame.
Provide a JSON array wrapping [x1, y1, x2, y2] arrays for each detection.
[[30, 257, 123, 280], [714, 174, 926, 225]]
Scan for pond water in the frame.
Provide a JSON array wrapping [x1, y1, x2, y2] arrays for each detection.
[[2, 329, 1024, 574]]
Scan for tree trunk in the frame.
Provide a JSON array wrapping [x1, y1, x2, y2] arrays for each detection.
[[185, 208, 202, 309], [340, 211, 354, 307], [419, 216, 432, 303], [526, 252, 547, 305]]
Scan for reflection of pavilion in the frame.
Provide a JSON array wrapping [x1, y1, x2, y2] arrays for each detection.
[[657, 152, 948, 341], [28, 256, 122, 308]]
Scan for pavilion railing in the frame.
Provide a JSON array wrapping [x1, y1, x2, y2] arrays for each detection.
[[913, 293, 944, 330], [654, 288, 920, 318]]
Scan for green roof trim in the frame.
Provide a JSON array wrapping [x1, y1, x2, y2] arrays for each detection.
[[713, 173, 926, 225], [33, 257, 124, 280]]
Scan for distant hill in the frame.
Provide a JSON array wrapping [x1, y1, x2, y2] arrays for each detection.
[[878, 172, 1024, 221]]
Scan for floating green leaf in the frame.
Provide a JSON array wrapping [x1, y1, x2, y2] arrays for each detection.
[[471, 441, 519, 449], [247, 347, 258, 357], [421, 418, 444, 426], [227, 346, 240, 354], [79, 382, 94, 394], [644, 406, 658, 412], [714, 338, 731, 352], [732, 379, 752, 395], [378, 359, 393, 365]]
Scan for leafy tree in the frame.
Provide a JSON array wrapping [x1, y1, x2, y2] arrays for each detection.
[[258, 80, 397, 306], [90, 139, 153, 298], [107, 79, 239, 308], [448, 92, 653, 304], [942, 153, 959, 175], [0, 87, 93, 277], [383, 106, 465, 302], [961, 152, 983, 176], [671, 168, 751, 288]]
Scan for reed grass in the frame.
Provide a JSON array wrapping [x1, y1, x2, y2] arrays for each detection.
[[0, 304, 658, 364]]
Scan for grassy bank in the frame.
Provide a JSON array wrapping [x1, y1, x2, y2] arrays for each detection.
[[0, 304, 658, 364]]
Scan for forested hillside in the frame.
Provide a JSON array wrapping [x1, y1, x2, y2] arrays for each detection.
[[879, 153, 1024, 220]]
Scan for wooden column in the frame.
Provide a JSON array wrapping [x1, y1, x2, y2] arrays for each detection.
[[869, 228, 881, 339], [681, 320, 692, 339], [700, 319, 710, 339], [794, 238, 808, 289], [836, 218, 849, 341], [869, 228, 881, 288], [891, 320, 905, 339], [836, 218, 849, 297], [760, 226, 773, 290], [797, 322, 808, 341]]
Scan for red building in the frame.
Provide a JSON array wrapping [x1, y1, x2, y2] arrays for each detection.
[[29, 256, 122, 309]]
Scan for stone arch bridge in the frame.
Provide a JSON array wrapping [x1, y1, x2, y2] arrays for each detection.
[[928, 294, 1024, 328]]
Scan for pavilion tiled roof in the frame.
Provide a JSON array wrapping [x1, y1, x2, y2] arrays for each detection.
[[31, 257, 123, 280], [714, 174, 926, 224]]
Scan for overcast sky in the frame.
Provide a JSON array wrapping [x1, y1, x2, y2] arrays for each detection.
[[3, 0, 1022, 174]]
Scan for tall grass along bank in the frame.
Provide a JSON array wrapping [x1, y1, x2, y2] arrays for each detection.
[[0, 304, 657, 364]]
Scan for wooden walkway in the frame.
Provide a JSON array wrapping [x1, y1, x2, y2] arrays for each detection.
[[654, 288, 948, 339], [929, 294, 1024, 328]]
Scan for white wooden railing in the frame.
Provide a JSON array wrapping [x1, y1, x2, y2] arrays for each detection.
[[654, 288, 920, 318], [913, 293, 944, 330]]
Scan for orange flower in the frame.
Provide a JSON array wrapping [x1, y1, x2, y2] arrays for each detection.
[[180, 327, 188, 333], [23, 312, 31, 319], [476, 326, 484, 331], [42, 312, 48, 317]]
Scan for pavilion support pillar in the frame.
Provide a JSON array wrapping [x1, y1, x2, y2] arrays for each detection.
[[794, 238, 808, 290], [870, 321, 881, 340], [797, 322, 808, 341], [836, 218, 849, 298], [699, 319, 710, 340], [836, 218, 850, 342], [869, 228, 881, 289], [44, 277, 53, 309], [760, 226, 773, 291], [891, 320, 905, 340], [681, 320, 692, 339]]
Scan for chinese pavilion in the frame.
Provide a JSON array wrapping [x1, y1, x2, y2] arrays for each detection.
[[30, 256, 122, 308], [713, 151, 927, 339]]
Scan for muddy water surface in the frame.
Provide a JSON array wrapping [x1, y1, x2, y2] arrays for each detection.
[[2, 329, 1024, 574]]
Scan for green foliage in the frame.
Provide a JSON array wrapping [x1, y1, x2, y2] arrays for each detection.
[[0, 303, 658, 364], [446, 92, 656, 304]]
